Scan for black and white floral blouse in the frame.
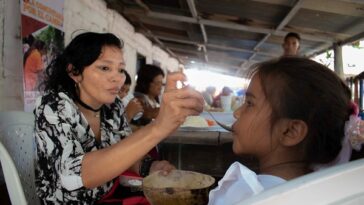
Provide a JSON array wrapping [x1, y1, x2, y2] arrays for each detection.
[[34, 91, 132, 204]]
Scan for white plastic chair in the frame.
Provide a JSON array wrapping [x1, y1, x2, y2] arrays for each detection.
[[238, 158, 364, 205], [0, 111, 40, 205]]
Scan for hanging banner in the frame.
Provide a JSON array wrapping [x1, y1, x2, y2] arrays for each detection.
[[21, 0, 65, 112]]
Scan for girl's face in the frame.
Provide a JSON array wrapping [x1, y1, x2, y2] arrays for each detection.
[[232, 73, 278, 157], [73, 46, 126, 108], [148, 74, 164, 97], [119, 84, 131, 99]]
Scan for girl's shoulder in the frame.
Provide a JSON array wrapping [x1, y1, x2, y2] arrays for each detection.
[[208, 162, 286, 205]]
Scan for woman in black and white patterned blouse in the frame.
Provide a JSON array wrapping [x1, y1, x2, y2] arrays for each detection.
[[34, 32, 204, 204]]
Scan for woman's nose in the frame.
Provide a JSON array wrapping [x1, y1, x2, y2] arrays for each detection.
[[111, 71, 125, 84]]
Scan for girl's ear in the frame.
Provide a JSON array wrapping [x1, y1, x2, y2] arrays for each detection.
[[278, 119, 307, 147], [67, 64, 82, 83]]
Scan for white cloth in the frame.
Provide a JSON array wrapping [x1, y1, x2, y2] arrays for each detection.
[[208, 162, 286, 205], [121, 93, 134, 107]]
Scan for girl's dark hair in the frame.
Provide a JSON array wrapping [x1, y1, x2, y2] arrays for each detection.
[[124, 70, 132, 85], [251, 57, 352, 165], [135, 64, 165, 95], [41, 32, 123, 99]]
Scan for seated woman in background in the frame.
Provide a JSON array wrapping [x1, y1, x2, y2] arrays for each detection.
[[118, 70, 144, 123], [133, 64, 165, 125], [208, 57, 364, 205], [34, 32, 204, 204]]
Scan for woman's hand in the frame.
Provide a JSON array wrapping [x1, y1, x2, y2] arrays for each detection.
[[151, 72, 204, 137], [149, 160, 175, 175], [125, 98, 143, 122]]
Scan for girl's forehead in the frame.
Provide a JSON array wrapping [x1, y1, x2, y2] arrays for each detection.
[[248, 74, 263, 93]]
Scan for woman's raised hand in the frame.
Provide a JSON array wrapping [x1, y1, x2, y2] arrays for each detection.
[[152, 72, 204, 137]]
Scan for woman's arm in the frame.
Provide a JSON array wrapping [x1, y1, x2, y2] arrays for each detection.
[[81, 122, 162, 188], [81, 72, 204, 188]]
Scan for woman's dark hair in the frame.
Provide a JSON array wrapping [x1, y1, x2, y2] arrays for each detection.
[[124, 70, 132, 85], [135, 64, 165, 95], [41, 32, 123, 99], [250, 57, 352, 165]]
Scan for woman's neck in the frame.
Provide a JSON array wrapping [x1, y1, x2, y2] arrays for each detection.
[[75, 97, 102, 118]]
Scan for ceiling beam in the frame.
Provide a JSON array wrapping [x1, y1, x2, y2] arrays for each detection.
[[155, 35, 279, 57], [249, 0, 304, 61], [253, 0, 364, 17], [124, 9, 335, 43], [186, 0, 209, 62]]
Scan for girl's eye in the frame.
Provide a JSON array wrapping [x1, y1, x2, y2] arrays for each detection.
[[243, 99, 254, 108]]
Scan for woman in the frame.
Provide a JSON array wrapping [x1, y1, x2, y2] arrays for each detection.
[[134, 64, 165, 125], [118, 70, 144, 123], [34, 32, 203, 204]]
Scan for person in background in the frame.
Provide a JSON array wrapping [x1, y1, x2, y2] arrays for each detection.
[[24, 39, 46, 91], [212, 86, 234, 109], [34, 32, 204, 204], [134, 64, 165, 125], [118, 70, 144, 123], [282, 32, 300, 56], [202, 86, 216, 108], [209, 57, 364, 204]]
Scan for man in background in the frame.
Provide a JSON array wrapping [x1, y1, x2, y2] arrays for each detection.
[[282, 32, 301, 56]]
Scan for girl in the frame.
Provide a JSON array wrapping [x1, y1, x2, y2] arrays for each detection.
[[118, 70, 144, 123], [34, 32, 203, 204], [209, 57, 364, 204]]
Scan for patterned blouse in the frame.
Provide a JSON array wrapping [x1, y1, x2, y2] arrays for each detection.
[[34, 91, 132, 204]]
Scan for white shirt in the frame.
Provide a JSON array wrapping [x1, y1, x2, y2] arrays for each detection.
[[208, 162, 286, 205]]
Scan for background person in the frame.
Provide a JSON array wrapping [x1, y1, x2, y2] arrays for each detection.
[[34, 32, 204, 204], [24, 39, 46, 91], [282, 32, 300, 56], [209, 57, 364, 204], [134, 64, 165, 125], [202, 86, 216, 108], [118, 70, 144, 123]]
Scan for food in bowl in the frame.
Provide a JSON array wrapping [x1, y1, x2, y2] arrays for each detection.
[[143, 170, 215, 205]]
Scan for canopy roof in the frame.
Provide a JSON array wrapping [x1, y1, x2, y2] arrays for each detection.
[[105, 0, 364, 76]]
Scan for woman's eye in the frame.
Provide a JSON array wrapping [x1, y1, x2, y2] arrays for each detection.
[[119, 68, 125, 74], [98, 66, 109, 71]]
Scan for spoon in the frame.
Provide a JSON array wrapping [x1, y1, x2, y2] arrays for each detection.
[[205, 110, 233, 132], [179, 81, 233, 132]]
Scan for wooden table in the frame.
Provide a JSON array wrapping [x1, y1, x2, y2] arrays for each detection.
[[164, 126, 233, 145]]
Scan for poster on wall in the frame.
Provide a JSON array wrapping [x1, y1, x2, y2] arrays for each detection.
[[21, 0, 65, 112]]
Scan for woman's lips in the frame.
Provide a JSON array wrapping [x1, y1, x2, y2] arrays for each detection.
[[108, 88, 120, 95]]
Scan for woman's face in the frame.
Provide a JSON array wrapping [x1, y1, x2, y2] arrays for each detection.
[[72, 46, 126, 108], [148, 74, 164, 97], [232, 73, 277, 157]]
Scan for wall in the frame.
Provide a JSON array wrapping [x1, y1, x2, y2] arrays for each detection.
[[0, 0, 180, 111], [0, 0, 24, 111]]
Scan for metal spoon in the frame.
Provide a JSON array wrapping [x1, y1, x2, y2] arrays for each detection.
[[205, 110, 233, 132]]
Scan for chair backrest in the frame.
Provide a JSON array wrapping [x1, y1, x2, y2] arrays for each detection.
[[0, 111, 40, 205], [238, 158, 364, 205]]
